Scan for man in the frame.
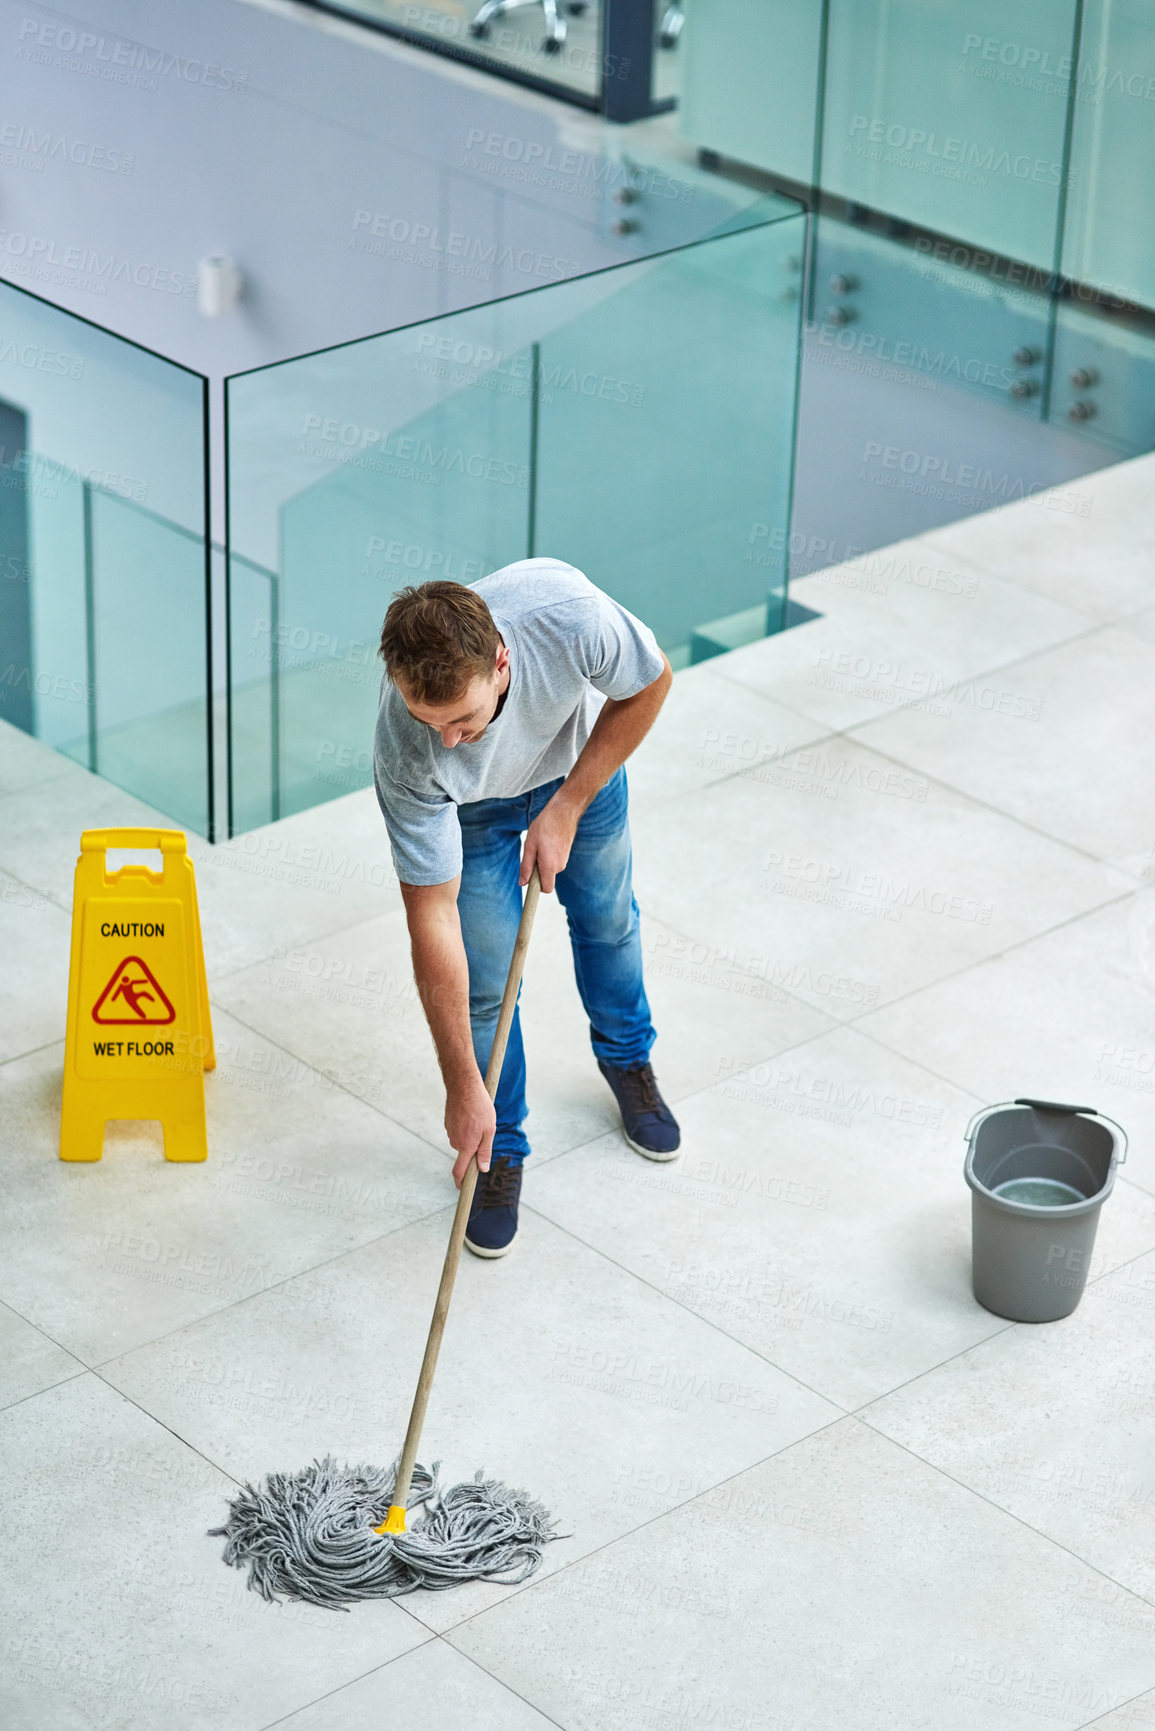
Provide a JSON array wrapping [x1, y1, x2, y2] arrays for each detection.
[[373, 556, 680, 1259]]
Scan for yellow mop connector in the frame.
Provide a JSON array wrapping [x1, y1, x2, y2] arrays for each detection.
[[375, 1504, 407, 1536]]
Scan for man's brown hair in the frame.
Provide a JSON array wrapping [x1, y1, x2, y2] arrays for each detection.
[[378, 581, 501, 707]]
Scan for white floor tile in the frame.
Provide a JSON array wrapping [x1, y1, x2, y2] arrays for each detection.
[[629, 733, 1132, 1021], [624, 661, 828, 814], [709, 536, 1091, 731], [920, 451, 1155, 623], [0, 1018, 448, 1364], [99, 1208, 840, 1634], [864, 1250, 1155, 1605], [0, 719, 85, 798], [271, 1638, 557, 1730], [0, 870, 72, 1064], [449, 1418, 1155, 1731], [1083, 1692, 1155, 1729], [850, 624, 1155, 872], [0, 1375, 426, 1731], [856, 891, 1155, 1195], [0, 771, 175, 911], [0, 1299, 82, 1411], [532, 1023, 1155, 1409], [212, 893, 835, 1167], [196, 787, 400, 979]]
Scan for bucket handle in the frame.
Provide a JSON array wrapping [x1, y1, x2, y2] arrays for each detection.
[[963, 1098, 1127, 1164]]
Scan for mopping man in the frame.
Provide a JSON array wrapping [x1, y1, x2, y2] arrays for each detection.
[[374, 558, 681, 1258]]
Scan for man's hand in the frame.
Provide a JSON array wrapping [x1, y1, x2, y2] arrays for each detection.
[[446, 1073, 496, 1187], [519, 792, 581, 893]]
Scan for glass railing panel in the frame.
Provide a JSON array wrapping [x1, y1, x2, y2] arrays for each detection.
[[1061, 0, 1155, 312], [225, 294, 541, 829], [0, 281, 211, 833], [226, 196, 803, 832], [227, 552, 281, 835], [534, 203, 805, 661], [82, 491, 210, 836], [811, 218, 1053, 415], [821, 0, 1076, 273], [677, 0, 824, 187]]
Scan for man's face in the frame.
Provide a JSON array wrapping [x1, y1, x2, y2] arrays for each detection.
[[398, 650, 507, 748]]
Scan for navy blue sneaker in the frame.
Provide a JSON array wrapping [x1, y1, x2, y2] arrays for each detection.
[[464, 1155, 523, 1258], [597, 1060, 681, 1160]]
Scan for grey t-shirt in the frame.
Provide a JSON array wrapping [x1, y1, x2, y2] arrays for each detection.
[[373, 557, 665, 886]]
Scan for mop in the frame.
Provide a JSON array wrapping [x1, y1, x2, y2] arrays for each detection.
[[210, 864, 563, 1608]]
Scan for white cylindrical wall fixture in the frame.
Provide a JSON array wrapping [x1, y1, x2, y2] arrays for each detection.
[[197, 255, 243, 316]]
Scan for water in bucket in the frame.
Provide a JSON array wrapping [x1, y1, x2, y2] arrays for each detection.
[[992, 1176, 1085, 1207]]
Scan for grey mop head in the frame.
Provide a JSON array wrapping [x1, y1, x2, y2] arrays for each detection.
[[209, 1456, 564, 1610]]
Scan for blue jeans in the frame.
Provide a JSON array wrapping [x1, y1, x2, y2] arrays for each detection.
[[456, 764, 655, 1163]]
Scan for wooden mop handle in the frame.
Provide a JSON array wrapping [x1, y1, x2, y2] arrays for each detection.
[[382, 863, 543, 1527]]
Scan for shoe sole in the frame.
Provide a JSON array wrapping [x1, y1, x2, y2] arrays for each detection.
[[621, 1127, 681, 1162], [464, 1231, 517, 1259]]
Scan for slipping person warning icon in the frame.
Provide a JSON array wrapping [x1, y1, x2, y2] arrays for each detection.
[[91, 956, 176, 1025]]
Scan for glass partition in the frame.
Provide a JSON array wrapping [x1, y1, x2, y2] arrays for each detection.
[[0, 281, 211, 836], [676, 0, 1154, 316], [225, 195, 804, 833], [1061, 0, 1155, 312], [820, 0, 1076, 274]]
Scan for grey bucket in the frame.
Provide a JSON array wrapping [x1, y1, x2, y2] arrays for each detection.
[[963, 1097, 1127, 1323]]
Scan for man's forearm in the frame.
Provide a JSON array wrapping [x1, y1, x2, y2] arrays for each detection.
[[555, 665, 673, 817], [408, 909, 479, 1088]]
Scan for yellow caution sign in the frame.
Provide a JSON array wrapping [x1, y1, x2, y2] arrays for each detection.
[[61, 828, 215, 1163]]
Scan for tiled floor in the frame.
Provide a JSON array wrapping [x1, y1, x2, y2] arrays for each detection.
[[2, 453, 1154, 1729]]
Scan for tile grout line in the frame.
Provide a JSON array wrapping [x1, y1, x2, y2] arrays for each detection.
[[703, 605, 1108, 744], [90, 1197, 460, 1377], [517, 1201, 850, 1418], [818, 731, 1150, 882], [427, 1415, 853, 1639], [253, 1630, 571, 1731], [86, 1361, 251, 1491], [203, 892, 410, 991], [836, 884, 1143, 1041], [195, 998, 454, 1159], [851, 1413, 1155, 1621], [1075, 1683, 1155, 1731], [252, 1634, 442, 1731], [0, 1369, 89, 1419]]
